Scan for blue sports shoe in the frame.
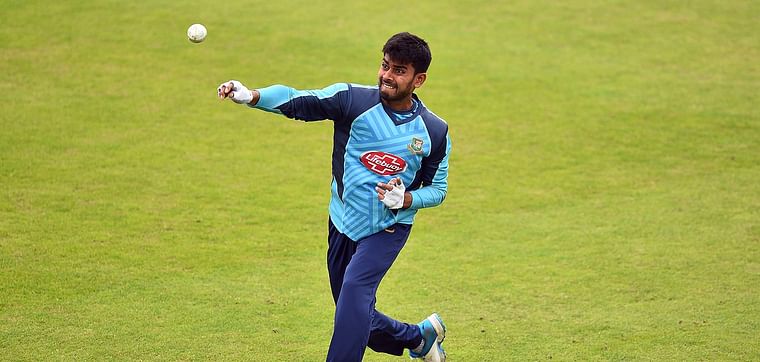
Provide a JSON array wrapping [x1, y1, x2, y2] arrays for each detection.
[[409, 313, 447, 361]]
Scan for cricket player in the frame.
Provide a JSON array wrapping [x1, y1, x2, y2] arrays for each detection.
[[217, 32, 451, 362]]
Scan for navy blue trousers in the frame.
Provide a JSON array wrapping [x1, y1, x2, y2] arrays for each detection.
[[325, 219, 422, 362]]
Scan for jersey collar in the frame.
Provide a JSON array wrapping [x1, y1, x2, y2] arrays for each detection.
[[381, 93, 424, 126]]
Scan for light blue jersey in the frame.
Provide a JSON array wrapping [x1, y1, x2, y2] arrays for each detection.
[[251, 83, 451, 241]]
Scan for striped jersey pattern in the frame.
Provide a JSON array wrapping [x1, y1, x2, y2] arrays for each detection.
[[251, 83, 451, 241]]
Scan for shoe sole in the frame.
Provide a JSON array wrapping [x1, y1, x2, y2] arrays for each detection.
[[423, 342, 446, 362], [427, 313, 446, 343]]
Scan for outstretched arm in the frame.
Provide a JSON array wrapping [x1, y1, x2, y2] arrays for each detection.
[[217, 80, 349, 122]]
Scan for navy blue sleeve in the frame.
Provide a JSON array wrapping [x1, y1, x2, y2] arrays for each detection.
[[251, 83, 351, 122]]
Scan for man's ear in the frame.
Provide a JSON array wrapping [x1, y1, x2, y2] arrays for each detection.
[[413, 72, 427, 89]]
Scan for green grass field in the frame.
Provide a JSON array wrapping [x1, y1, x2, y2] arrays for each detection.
[[2, 0, 759, 360]]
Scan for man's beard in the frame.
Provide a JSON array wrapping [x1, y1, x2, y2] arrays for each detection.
[[378, 78, 413, 102]]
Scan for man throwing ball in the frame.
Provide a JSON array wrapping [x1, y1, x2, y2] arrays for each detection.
[[218, 32, 451, 362]]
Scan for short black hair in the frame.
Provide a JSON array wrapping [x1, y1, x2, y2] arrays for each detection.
[[382, 32, 431, 74]]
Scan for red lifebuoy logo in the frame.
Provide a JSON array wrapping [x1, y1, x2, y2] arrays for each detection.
[[360, 151, 407, 176]]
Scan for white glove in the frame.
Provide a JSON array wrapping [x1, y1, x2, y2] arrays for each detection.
[[217, 80, 253, 104], [378, 178, 405, 210]]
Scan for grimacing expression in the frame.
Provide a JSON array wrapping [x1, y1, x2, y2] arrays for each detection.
[[378, 56, 420, 103]]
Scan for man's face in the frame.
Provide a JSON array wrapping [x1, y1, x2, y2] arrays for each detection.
[[378, 55, 426, 104]]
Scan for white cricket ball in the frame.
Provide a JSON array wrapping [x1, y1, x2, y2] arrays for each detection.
[[187, 23, 207, 43]]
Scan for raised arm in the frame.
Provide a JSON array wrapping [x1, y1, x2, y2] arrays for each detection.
[[218, 80, 349, 122]]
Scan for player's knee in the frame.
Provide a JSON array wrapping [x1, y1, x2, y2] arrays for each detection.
[[340, 277, 363, 293], [340, 275, 376, 298]]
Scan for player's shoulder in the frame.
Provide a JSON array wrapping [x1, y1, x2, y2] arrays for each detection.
[[421, 107, 447, 126], [342, 84, 380, 117], [414, 98, 449, 151], [417, 99, 449, 134], [347, 83, 379, 96], [317, 83, 351, 96]]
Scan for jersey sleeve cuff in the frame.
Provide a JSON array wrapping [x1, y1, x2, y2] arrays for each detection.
[[409, 190, 424, 209]]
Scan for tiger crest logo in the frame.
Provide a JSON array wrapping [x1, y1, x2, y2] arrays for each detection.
[[407, 137, 424, 155]]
